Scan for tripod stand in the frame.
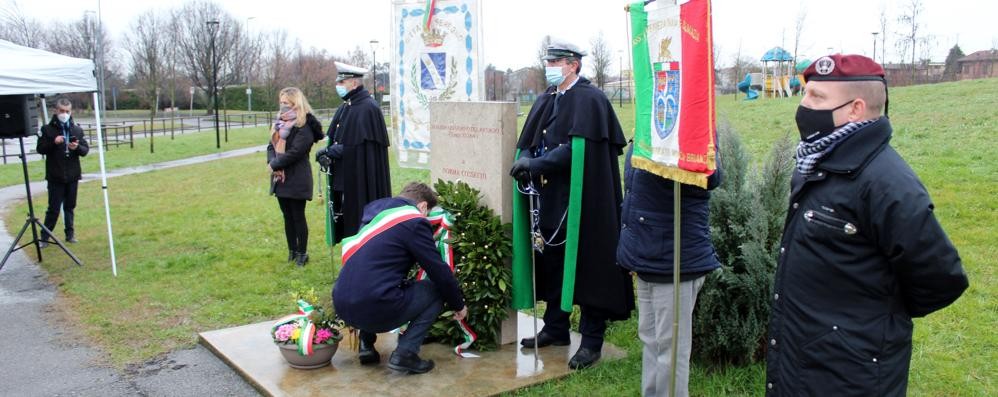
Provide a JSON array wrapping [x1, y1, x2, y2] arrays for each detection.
[[0, 136, 81, 272]]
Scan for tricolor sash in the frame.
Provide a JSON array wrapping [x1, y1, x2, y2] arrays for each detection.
[[341, 206, 423, 265], [415, 208, 479, 357], [271, 299, 318, 356]]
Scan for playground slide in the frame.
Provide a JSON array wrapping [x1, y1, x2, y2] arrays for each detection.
[[737, 73, 759, 100]]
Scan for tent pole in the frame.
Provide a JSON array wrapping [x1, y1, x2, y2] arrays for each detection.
[[40, 96, 49, 125], [92, 92, 117, 276]]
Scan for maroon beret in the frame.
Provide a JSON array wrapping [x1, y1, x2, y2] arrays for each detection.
[[804, 54, 886, 83]]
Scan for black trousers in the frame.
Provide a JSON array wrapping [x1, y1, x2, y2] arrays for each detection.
[[535, 229, 610, 351], [277, 197, 308, 254], [43, 180, 79, 240]]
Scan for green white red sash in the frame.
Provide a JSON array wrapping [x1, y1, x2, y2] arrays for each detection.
[[416, 208, 479, 357], [271, 299, 317, 356], [341, 206, 423, 265]]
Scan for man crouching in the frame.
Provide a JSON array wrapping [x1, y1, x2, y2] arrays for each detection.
[[332, 182, 468, 374]]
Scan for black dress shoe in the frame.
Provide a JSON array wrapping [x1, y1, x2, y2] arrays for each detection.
[[387, 350, 434, 374], [568, 347, 601, 370], [358, 340, 380, 365], [295, 252, 309, 267], [520, 332, 570, 348]]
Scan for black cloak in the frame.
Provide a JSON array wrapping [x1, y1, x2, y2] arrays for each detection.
[[512, 77, 634, 320], [326, 86, 392, 243]]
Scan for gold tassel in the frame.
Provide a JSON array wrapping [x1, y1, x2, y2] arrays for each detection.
[[631, 157, 710, 189]]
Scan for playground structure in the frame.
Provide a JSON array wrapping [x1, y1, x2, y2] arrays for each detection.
[[738, 47, 811, 100]]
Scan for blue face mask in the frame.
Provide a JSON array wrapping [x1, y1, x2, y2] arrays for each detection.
[[336, 85, 349, 98], [545, 66, 565, 86]]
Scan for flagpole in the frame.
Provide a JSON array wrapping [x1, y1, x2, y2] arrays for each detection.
[[669, 181, 681, 396]]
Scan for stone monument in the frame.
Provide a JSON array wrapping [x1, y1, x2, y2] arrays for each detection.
[[429, 100, 518, 344]]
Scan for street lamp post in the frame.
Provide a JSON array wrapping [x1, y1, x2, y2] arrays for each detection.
[[872, 32, 879, 63], [618, 50, 624, 107], [369, 40, 379, 104], [246, 17, 255, 112], [207, 20, 220, 149]]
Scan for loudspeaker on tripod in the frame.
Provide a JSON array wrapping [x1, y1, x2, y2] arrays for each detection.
[[0, 94, 39, 139]]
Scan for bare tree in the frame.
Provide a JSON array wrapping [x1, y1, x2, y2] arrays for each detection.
[[792, 3, 807, 67], [535, 35, 552, 89], [879, 7, 889, 63], [897, 0, 924, 82], [347, 45, 371, 68], [588, 31, 612, 90], [262, 29, 294, 92], [175, 0, 250, 115], [0, 0, 45, 48], [124, 10, 167, 117]]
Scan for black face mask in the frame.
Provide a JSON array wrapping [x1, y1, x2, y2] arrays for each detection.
[[795, 100, 854, 142]]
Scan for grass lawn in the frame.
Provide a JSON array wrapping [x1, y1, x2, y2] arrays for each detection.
[[0, 126, 271, 189], [7, 79, 995, 396]]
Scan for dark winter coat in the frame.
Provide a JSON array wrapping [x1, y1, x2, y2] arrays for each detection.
[[268, 113, 322, 200], [514, 76, 634, 320], [36, 116, 89, 183], [324, 86, 392, 242], [333, 197, 465, 329], [616, 144, 722, 281], [765, 117, 968, 396]]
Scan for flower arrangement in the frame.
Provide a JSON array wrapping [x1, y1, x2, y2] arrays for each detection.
[[271, 287, 344, 352]]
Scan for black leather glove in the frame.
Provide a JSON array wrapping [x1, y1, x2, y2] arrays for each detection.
[[315, 147, 332, 168], [509, 156, 532, 182]]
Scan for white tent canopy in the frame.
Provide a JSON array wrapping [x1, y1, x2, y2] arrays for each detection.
[[0, 39, 97, 95], [0, 39, 118, 275]]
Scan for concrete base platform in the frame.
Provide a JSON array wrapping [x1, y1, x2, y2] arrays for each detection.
[[200, 312, 625, 397]]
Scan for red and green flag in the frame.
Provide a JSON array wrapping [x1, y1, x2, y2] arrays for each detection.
[[629, 0, 717, 188]]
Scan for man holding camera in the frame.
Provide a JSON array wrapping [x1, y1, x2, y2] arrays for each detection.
[[36, 97, 89, 246], [315, 62, 392, 244]]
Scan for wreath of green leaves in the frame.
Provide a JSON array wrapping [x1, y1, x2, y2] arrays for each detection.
[[425, 179, 513, 351], [409, 55, 460, 107]]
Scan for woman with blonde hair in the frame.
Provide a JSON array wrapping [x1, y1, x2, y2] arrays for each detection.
[[268, 87, 324, 266]]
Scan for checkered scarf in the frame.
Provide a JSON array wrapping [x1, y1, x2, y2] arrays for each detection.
[[795, 118, 878, 177]]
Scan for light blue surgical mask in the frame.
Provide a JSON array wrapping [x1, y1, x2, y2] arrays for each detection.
[[545, 66, 565, 86], [336, 85, 349, 98]]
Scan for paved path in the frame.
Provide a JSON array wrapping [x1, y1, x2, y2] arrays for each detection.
[[0, 147, 263, 396]]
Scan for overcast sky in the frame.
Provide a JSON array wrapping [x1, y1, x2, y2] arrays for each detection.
[[13, 0, 998, 72]]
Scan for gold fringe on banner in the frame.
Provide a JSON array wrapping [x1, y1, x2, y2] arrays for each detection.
[[631, 156, 710, 189]]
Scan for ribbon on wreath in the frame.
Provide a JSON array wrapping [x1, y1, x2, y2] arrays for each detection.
[[271, 299, 318, 356], [414, 207, 479, 358]]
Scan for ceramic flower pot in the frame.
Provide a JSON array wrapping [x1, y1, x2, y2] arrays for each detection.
[[275, 341, 338, 369]]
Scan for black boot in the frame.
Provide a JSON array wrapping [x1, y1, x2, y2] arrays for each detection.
[[287, 251, 296, 262], [387, 350, 434, 374], [520, 332, 571, 348], [295, 252, 309, 267], [358, 339, 380, 365], [568, 347, 602, 370]]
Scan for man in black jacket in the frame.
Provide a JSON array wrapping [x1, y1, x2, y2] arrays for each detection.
[[765, 54, 968, 396], [509, 39, 634, 370], [36, 98, 89, 246], [315, 62, 391, 244], [333, 182, 467, 375]]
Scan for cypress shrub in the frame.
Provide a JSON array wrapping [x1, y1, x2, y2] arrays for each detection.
[[692, 121, 794, 365]]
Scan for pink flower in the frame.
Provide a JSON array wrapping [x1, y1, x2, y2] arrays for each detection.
[[274, 323, 297, 342], [314, 328, 333, 344]]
